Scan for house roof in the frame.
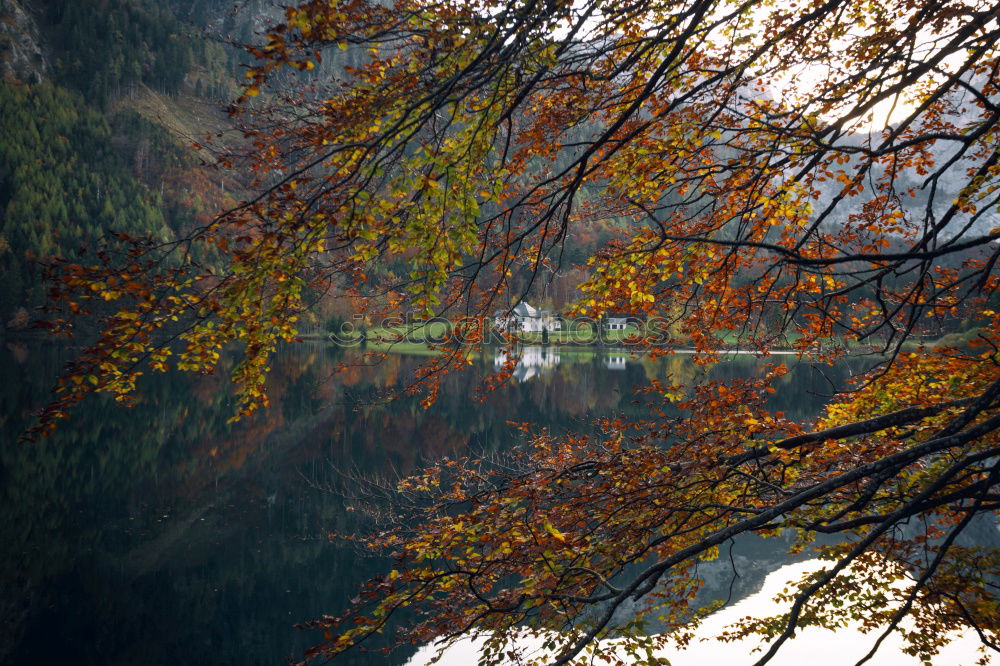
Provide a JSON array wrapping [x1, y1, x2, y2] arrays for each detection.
[[512, 302, 538, 317]]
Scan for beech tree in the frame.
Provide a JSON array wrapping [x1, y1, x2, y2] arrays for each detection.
[[37, 0, 1000, 663]]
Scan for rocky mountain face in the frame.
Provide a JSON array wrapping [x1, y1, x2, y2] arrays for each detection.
[[804, 80, 1000, 239], [0, 0, 47, 83]]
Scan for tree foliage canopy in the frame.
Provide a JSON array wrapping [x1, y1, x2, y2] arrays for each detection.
[[38, 0, 1000, 663]]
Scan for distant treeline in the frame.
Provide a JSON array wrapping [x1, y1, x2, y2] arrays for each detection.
[[44, 0, 239, 102]]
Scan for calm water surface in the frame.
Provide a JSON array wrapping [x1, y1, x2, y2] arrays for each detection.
[[1, 342, 987, 665]]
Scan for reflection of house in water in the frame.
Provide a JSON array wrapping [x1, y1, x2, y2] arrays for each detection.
[[603, 354, 628, 370], [494, 346, 561, 382]]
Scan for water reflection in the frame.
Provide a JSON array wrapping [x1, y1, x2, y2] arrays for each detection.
[[0, 343, 940, 665], [603, 353, 628, 370], [493, 346, 561, 382], [405, 558, 991, 666]]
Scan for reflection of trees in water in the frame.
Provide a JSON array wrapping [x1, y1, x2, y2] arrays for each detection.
[[0, 343, 874, 665]]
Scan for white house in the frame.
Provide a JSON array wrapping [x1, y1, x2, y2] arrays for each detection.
[[495, 302, 561, 333], [604, 317, 628, 331]]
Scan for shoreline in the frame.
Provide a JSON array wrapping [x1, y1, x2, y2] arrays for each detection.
[[296, 333, 877, 357]]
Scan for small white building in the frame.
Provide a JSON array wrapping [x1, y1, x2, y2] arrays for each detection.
[[604, 317, 628, 331], [495, 302, 561, 333]]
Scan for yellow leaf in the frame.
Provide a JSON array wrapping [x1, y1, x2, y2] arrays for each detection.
[[544, 521, 566, 542]]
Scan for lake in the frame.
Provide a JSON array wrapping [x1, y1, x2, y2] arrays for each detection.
[[0, 342, 993, 665]]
